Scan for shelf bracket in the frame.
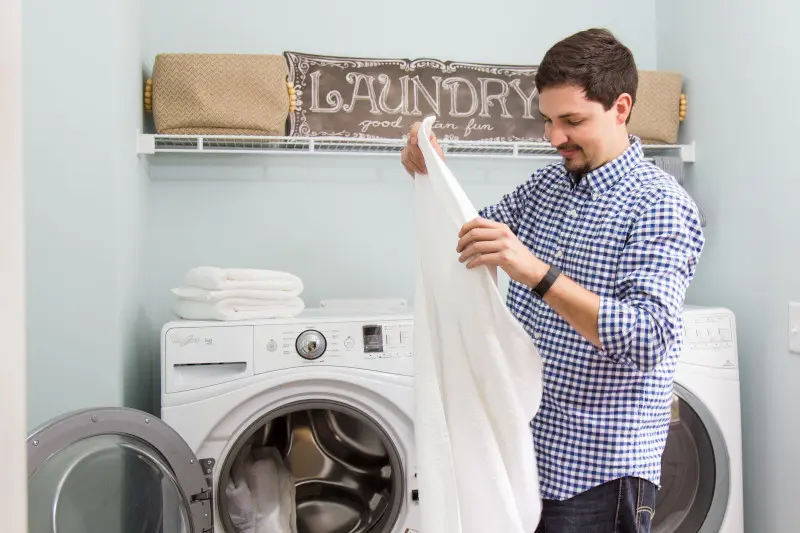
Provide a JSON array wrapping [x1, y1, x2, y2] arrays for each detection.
[[137, 131, 155, 155], [680, 141, 696, 163]]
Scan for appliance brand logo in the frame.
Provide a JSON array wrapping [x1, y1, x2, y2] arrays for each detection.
[[170, 333, 213, 347]]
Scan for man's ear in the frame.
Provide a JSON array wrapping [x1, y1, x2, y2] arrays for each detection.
[[614, 93, 633, 125]]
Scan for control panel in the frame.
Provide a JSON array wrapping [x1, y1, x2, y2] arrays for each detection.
[[254, 317, 414, 376], [681, 308, 738, 370]]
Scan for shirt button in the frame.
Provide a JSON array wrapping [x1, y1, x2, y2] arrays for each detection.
[[592, 192, 600, 200], [533, 332, 541, 340], [555, 250, 564, 258], [568, 209, 578, 217]]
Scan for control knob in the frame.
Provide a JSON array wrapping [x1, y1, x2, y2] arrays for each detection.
[[295, 330, 326, 360]]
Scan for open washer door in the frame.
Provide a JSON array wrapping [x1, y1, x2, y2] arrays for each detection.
[[27, 407, 214, 533]]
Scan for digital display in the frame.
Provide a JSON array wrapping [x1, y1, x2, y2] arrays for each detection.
[[362, 325, 383, 353]]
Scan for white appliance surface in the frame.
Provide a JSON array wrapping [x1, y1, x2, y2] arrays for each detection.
[[654, 306, 744, 533], [160, 302, 419, 533]]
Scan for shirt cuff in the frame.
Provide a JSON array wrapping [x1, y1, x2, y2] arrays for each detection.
[[597, 295, 638, 365]]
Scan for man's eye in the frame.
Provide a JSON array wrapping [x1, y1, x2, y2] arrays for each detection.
[[568, 120, 584, 126]]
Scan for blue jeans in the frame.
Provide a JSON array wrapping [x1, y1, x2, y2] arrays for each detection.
[[534, 477, 657, 533]]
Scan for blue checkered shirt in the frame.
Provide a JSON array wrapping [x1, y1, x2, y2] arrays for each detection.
[[478, 137, 705, 501]]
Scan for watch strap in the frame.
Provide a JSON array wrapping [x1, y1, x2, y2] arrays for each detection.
[[532, 265, 561, 297]]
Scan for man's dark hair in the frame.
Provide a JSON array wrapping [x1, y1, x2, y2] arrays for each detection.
[[535, 28, 638, 120]]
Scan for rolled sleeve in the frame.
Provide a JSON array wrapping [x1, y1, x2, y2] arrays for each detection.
[[597, 190, 705, 372]]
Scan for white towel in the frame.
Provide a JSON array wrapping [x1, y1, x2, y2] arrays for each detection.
[[171, 287, 303, 302], [225, 442, 257, 533], [412, 115, 544, 533], [248, 446, 298, 533], [224, 442, 297, 533], [181, 267, 304, 293], [172, 297, 305, 321]]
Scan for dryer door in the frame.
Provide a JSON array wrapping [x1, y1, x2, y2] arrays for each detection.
[[653, 382, 729, 533], [27, 407, 213, 533]]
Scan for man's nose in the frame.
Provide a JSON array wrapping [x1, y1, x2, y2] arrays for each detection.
[[546, 124, 568, 147]]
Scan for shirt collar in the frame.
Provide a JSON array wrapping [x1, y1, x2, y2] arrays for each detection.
[[567, 135, 644, 194]]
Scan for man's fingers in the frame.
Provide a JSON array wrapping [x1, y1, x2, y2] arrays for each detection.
[[465, 251, 504, 269], [459, 240, 503, 263], [458, 217, 498, 238], [409, 122, 421, 145], [410, 150, 428, 175], [401, 147, 425, 176], [430, 135, 444, 159], [456, 227, 504, 252], [408, 154, 425, 175]]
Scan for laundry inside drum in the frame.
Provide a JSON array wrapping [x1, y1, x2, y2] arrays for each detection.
[[218, 403, 404, 533]]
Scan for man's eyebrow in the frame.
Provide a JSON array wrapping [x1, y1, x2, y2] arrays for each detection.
[[539, 111, 581, 119]]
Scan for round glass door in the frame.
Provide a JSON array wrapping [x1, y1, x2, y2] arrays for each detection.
[[652, 383, 730, 533], [27, 408, 212, 533]]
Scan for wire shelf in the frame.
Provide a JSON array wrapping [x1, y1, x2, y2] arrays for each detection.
[[137, 132, 695, 162]]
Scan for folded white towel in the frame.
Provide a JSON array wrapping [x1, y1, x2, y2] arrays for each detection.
[[171, 287, 302, 302], [172, 297, 305, 321], [181, 267, 304, 293]]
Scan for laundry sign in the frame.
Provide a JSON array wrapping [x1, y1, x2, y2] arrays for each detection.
[[283, 51, 545, 141]]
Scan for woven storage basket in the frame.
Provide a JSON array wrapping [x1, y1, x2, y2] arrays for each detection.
[[628, 70, 684, 144], [150, 53, 290, 135]]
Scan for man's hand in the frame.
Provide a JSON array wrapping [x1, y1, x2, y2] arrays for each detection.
[[458, 217, 603, 348], [400, 122, 445, 178], [456, 217, 549, 287]]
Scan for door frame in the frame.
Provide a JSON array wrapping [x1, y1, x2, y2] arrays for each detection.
[[0, 0, 27, 531]]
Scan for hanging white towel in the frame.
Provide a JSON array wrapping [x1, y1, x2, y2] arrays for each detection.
[[412, 115, 544, 533], [172, 296, 305, 321], [171, 287, 303, 302], [181, 267, 304, 293]]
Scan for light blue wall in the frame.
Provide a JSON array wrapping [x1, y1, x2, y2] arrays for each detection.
[[656, 1, 800, 529], [23, 0, 150, 430], [24, 0, 794, 527], [139, 0, 659, 389]]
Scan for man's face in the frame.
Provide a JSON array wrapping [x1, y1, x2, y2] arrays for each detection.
[[539, 84, 629, 175]]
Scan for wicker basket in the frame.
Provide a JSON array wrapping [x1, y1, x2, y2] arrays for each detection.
[[148, 53, 291, 136], [628, 70, 685, 144]]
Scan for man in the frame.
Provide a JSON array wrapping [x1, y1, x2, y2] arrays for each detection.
[[400, 28, 705, 533]]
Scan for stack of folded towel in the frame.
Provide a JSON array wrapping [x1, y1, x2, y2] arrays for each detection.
[[171, 266, 305, 321]]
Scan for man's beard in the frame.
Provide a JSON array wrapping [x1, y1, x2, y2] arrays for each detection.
[[558, 144, 591, 176]]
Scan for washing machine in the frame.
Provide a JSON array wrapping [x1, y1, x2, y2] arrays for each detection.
[[26, 300, 419, 533], [652, 305, 744, 533]]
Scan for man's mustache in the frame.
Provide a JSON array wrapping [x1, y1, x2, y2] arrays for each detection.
[[556, 144, 581, 151]]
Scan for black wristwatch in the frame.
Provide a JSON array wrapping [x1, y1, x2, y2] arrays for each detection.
[[532, 265, 561, 297]]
